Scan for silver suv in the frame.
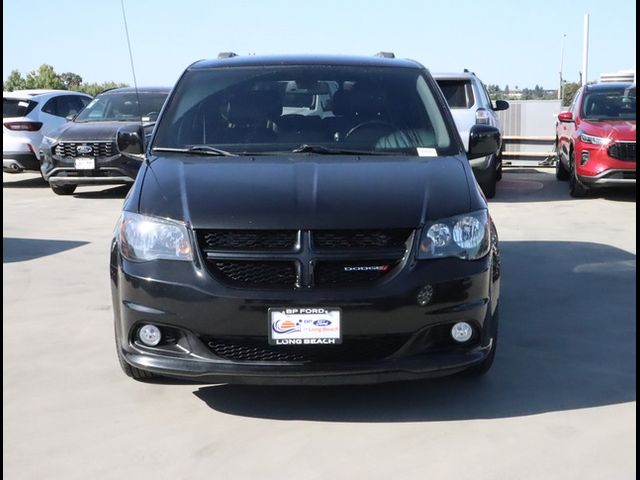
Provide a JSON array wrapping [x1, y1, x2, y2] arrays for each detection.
[[434, 71, 509, 198]]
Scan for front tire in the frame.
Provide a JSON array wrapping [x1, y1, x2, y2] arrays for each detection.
[[465, 307, 499, 376], [569, 151, 589, 198], [51, 184, 77, 196], [479, 156, 498, 199], [115, 329, 158, 381], [555, 147, 570, 181]]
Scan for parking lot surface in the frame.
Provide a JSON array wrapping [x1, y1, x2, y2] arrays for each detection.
[[3, 170, 636, 480]]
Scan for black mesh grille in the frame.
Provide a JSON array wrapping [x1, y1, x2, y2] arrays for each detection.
[[54, 142, 115, 158], [313, 229, 411, 249], [210, 261, 297, 287], [315, 260, 399, 286], [205, 335, 410, 363], [198, 229, 412, 289], [608, 142, 636, 161], [200, 230, 297, 251]]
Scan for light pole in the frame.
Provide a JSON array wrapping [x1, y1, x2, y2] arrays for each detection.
[[559, 33, 566, 101]]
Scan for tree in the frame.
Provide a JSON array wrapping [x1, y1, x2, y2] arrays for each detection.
[[504, 84, 510, 94], [76, 81, 129, 97], [23, 64, 64, 90], [562, 82, 580, 106], [60, 72, 83, 89], [3, 70, 25, 91]]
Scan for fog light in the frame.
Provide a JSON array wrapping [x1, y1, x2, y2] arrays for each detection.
[[417, 285, 434, 306], [580, 151, 589, 165], [138, 324, 162, 346], [451, 322, 473, 343]]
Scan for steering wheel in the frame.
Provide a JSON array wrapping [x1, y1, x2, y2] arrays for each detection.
[[345, 120, 397, 140]]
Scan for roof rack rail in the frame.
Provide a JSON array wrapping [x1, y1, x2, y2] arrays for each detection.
[[375, 51, 395, 59], [463, 68, 476, 75], [218, 52, 238, 59]]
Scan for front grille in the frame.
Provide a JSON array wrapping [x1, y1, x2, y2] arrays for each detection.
[[211, 260, 297, 288], [608, 142, 636, 161], [199, 229, 413, 290], [54, 142, 115, 158], [315, 260, 400, 286], [200, 230, 297, 251], [313, 229, 411, 249], [205, 335, 410, 363]]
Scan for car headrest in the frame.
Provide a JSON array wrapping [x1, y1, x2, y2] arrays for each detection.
[[332, 87, 386, 118], [224, 91, 282, 124]]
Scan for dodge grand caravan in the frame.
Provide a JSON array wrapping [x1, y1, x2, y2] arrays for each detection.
[[110, 53, 502, 385]]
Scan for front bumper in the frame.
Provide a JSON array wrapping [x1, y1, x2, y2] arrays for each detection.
[[576, 142, 636, 187], [111, 245, 499, 384], [41, 151, 141, 185]]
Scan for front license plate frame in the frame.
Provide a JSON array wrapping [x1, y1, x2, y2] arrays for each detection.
[[268, 307, 342, 345], [74, 157, 95, 170]]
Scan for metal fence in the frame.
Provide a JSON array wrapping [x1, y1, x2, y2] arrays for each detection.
[[497, 100, 561, 166]]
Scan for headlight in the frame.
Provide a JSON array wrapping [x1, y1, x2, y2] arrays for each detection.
[[418, 210, 490, 260], [579, 133, 612, 146], [117, 211, 193, 262]]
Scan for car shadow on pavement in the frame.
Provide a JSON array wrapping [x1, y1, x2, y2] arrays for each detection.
[[3, 237, 89, 263], [194, 240, 636, 421], [2, 176, 48, 188], [492, 170, 636, 203], [73, 185, 131, 199]]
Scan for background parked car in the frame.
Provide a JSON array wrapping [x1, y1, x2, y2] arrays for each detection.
[[3, 89, 92, 174], [40, 87, 170, 195], [433, 71, 509, 198], [555, 82, 636, 197]]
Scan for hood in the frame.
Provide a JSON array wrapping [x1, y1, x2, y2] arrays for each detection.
[[48, 121, 153, 142], [580, 119, 637, 141], [137, 154, 480, 229]]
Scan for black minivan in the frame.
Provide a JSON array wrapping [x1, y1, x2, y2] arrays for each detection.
[[110, 54, 502, 385]]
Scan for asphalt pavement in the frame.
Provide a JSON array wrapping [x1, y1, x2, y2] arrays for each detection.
[[3, 170, 636, 480]]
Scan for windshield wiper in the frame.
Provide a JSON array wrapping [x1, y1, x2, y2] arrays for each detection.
[[291, 144, 388, 155], [152, 146, 237, 157]]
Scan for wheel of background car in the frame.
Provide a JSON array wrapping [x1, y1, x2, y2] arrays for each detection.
[[569, 151, 589, 198], [51, 184, 77, 196], [344, 120, 397, 141]]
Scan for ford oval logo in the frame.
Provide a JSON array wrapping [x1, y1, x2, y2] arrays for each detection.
[[76, 145, 93, 154], [313, 319, 331, 327]]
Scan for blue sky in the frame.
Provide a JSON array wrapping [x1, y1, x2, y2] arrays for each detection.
[[3, 0, 636, 89]]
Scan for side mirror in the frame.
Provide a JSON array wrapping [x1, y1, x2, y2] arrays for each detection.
[[557, 111, 574, 122], [117, 124, 146, 159], [468, 125, 501, 160], [494, 100, 509, 111]]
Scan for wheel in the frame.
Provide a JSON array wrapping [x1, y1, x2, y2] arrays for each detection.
[[569, 151, 589, 198], [465, 306, 499, 376], [51, 184, 77, 196], [115, 327, 158, 381], [555, 145, 570, 181], [479, 157, 497, 199]]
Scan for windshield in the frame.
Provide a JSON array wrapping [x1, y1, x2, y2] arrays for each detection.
[[581, 86, 636, 120], [74, 92, 168, 123], [153, 65, 455, 155]]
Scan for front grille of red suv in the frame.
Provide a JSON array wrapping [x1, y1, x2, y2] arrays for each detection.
[[608, 142, 636, 162]]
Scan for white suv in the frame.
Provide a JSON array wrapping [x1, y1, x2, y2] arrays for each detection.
[[3, 89, 91, 173], [433, 71, 509, 198]]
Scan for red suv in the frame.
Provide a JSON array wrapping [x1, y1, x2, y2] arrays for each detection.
[[556, 82, 635, 197]]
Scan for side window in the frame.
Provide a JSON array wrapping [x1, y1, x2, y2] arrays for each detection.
[[41, 97, 59, 116], [56, 96, 86, 118], [571, 88, 582, 116]]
